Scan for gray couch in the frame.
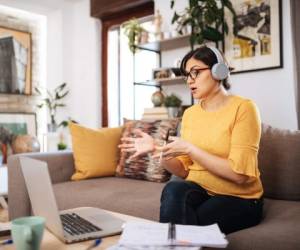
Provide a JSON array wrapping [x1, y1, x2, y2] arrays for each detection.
[[8, 124, 300, 250]]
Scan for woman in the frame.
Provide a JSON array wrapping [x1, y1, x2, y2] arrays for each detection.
[[119, 45, 264, 234]]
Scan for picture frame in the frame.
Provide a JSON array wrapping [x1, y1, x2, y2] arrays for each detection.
[[224, 0, 282, 74], [0, 26, 32, 95], [0, 112, 37, 137]]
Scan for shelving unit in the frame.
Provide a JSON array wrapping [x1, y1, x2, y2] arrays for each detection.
[[132, 35, 190, 118], [134, 76, 185, 87], [137, 34, 190, 52]]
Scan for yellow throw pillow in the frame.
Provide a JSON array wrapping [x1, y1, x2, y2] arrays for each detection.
[[69, 122, 123, 181]]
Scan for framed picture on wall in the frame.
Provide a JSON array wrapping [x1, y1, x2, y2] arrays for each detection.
[[0, 112, 37, 137], [224, 0, 282, 73], [0, 26, 32, 95]]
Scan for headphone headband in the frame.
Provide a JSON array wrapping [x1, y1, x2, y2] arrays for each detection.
[[206, 46, 224, 64], [205, 45, 229, 81]]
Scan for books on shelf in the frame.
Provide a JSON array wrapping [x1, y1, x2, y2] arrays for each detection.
[[142, 107, 169, 120], [114, 221, 228, 249]]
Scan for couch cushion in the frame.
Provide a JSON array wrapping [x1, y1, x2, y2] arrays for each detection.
[[53, 177, 165, 221], [258, 124, 300, 200], [69, 123, 123, 181], [117, 119, 180, 182], [213, 199, 300, 250]]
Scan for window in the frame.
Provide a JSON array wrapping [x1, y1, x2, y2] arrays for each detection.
[[107, 18, 158, 127]]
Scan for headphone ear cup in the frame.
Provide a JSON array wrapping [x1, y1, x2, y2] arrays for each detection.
[[211, 63, 229, 80]]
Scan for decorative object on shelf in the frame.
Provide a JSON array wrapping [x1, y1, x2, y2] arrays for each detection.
[[142, 107, 169, 120], [170, 0, 236, 49], [140, 30, 149, 44], [35, 83, 69, 132], [11, 134, 40, 154], [57, 133, 67, 150], [164, 93, 182, 118], [153, 9, 163, 41], [0, 27, 32, 95], [153, 67, 181, 80], [56, 118, 77, 150], [151, 90, 165, 107], [122, 18, 146, 53], [224, 0, 282, 73]]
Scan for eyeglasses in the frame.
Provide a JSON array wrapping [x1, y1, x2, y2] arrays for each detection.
[[183, 67, 210, 82]]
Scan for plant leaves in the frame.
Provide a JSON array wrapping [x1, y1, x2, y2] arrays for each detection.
[[170, 0, 175, 9], [54, 82, 66, 92], [172, 12, 180, 24], [34, 87, 42, 95], [202, 26, 223, 41], [222, 0, 236, 16]]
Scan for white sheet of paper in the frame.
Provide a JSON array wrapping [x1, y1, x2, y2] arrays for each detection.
[[175, 224, 228, 247], [119, 222, 169, 246]]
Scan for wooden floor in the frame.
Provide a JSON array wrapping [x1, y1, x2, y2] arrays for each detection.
[[0, 207, 8, 222]]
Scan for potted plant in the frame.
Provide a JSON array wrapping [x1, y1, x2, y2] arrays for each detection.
[[164, 93, 182, 118], [122, 18, 146, 53], [171, 0, 236, 49], [35, 83, 69, 132]]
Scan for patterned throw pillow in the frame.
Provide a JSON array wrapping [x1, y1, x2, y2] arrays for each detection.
[[116, 119, 180, 182]]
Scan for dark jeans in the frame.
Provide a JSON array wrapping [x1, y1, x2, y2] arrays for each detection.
[[160, 180, 263, 234]]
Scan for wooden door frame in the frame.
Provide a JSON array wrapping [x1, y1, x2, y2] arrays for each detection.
[[100, 2, 154, 126]]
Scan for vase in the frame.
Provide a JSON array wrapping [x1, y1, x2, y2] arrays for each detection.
[[47, 123, 57, 133], [167, 107, 180, 118]]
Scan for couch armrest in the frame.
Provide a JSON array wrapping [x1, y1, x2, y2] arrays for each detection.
[[8, 151, 75, 220]]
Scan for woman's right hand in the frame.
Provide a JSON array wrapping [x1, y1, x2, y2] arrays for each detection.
[[118, 129, 155, 160]]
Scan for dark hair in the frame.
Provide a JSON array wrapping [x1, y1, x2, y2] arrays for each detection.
[[180, 46, 231, 90]]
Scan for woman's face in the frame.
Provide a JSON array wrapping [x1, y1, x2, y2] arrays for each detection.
[[185, 57, 219, 100]]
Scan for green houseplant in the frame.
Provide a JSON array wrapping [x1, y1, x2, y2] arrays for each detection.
[[164, 94, 182, 118], [122, 18, 146, 53], [171, 0, 236, 49], [35, 83, 69, 132]]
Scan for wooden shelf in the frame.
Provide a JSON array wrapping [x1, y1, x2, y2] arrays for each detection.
[[137, 35, 190, 52], [134, 76, 185, 86], [155, 76, 185, 85]]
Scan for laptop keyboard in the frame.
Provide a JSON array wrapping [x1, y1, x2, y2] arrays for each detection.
[[60, 213, 102, 236]]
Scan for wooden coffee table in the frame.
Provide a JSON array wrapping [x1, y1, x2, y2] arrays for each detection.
[[0, 210, 151, 249]]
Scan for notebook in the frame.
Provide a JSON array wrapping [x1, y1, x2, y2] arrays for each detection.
[[20, 157, 124, 244], [118, 221, 228, 248]]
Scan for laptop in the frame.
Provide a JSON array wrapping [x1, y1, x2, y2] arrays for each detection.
[[20, 157, 124, 244]]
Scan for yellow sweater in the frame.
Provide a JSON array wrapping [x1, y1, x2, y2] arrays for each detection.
[[177, 95, 263, 199]]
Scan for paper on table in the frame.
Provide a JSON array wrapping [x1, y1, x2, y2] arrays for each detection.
[[175, 224, 228, 248], [118, 221, 227, 248], [0, 222, 11, 237], [119, 222, 169, 246], [107, 244, 201, 250], [0, 222, 11, 231]]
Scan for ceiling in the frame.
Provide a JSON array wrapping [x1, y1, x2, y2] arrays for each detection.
[[0, 0, 84, 14]]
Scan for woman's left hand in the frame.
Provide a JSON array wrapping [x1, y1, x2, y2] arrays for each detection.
[[154, 136, 192, 159]]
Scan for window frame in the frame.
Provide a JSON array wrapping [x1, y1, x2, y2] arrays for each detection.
[[101, 2, 154, 126]]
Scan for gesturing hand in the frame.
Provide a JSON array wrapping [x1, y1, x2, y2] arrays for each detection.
[[153, 136, 191, 160], [118, 129, 154, 160]]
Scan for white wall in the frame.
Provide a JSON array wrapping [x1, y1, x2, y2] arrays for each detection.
[[47, 0, 101, 128], [0, 0, 102, 128], [155, 0, 298, 130]]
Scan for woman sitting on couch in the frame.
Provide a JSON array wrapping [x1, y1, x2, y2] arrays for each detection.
[[119, 45, 264, 234]]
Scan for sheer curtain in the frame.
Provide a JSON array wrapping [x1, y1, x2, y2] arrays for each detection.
[[291, 0, 300, 129]]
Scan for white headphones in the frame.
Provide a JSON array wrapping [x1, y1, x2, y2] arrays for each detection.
[[206, 46, 229, 81]]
